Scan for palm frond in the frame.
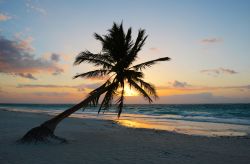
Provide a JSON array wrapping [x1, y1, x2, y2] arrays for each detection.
[[124, 29, 147, 67], [98, 83, 118, 113], [94, 33, 105, 43], [74, 51, 114, 69], [98, 90, 113, 113], [124, 69, 144, 79], [131, 57, 170, 71], [87, 80, 112, 106], [134, 33, 147, 55], [100, 23, 134, 63], [134, 78, 158, 99], [127, 79, 153, 103], [133, 29, 146, 51], [73, 69, 110, 79], [125, 27, 133, 51]]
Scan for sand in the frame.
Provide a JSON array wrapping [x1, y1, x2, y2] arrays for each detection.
[[0, 110, 250, 164]]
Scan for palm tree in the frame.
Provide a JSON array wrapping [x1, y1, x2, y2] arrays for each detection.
[[20, 22, 170, 143]]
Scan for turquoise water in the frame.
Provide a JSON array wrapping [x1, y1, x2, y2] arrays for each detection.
[[1, 103, 250, 126]]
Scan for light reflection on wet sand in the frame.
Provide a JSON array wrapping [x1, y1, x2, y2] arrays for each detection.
[[116, 117, 250, 137], [3, 108, 250, 137]]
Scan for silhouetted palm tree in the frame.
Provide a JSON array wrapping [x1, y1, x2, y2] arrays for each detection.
[[20, 22, 170, 143]]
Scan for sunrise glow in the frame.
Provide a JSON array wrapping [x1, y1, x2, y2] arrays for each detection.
[[124, 85, 138, 97], [0, 0, 249, 104]]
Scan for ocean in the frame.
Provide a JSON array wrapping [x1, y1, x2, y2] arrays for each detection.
[[1, 103, 250, 125], [1, 103, 250, 136]]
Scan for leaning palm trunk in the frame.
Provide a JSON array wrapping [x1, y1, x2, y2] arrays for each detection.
[[19, 86, 110, 143]]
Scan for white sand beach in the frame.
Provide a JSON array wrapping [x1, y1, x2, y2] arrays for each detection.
[[0, 109, 250, 164]]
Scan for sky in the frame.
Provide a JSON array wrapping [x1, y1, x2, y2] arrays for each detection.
[[0, 0, 249, 104]]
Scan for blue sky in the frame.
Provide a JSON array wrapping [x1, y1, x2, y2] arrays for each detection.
[[0, 0, 249, 103]]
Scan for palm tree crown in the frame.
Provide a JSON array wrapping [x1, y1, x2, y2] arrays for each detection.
[[74, 22, 170, 117]]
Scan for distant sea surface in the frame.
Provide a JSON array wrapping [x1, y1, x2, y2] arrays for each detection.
[[1, 103, 250, 125]]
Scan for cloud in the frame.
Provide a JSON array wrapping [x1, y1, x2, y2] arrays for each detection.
[[201, 67, 237, 76], [17, 84, 85, 92], [201, 38, 222, 44], [52, 68, 64, 75], [157, 80, 191, 90], [26, 1, 47, 15], [0, 35, 64, 79], [14, 34, 34, 52], [172, 80, 189, 88], [15, 73, 37, 80], [149, 47, 160, 52], [16, 84, 73, 88], [0, 13, 11, 21], [219, 68, 237, 74], [73, 83, 102, 91], [32, 92, 70, 96], [41, 52, 66, 75], [50, 53, 60, 62], [158, 82, 250, 92], [16, 82, 103, 91], [84, 83, 102, 89], [84, 76, 109, 81]]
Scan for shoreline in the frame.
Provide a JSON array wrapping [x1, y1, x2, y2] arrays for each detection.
[[1, 107, 250, 137], [1, 109, 250, 164]]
